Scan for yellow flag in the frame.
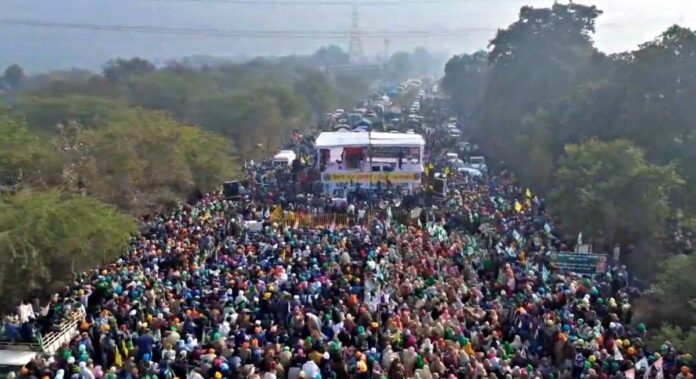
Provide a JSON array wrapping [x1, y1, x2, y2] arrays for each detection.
[[526, 188, 532, 199], [514, 200, 523, 213], [114, 347, 123, 367], [270, 206, 283, 222]]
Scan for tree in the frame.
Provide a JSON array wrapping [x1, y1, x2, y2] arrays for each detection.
[[249, 84, 309, 121], [550, 139, 682, 249], [3, 64, 26, 90], [410, 47, 434, 76], [73, 110, 236, 213], [639, 254, 696, 353], [333, 71, 371, 108], [312, 45, 350, 67], [233, 95, 285, 159], [125, 70, 212, 119], [479, 3, 602, 167], [0, 112, 62, 187], [0, 190, 136, 311], [15, 95, 134, 133], [385, 51, 413, 82], [177, 125, 237, 193], [294, 69, 335, 116], [102, 57, 156, 84], [441, 51, 488, 120]]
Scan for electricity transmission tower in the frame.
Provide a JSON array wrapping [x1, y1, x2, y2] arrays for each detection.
[[347, 0, 366, 63]]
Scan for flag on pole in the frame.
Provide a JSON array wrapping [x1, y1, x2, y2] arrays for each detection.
[[270, 206, 283, 222], [525, 188, 533, 199], [542, 265, 550, 282], [544, 222, 552, 234], [514, 200, 523, 213], [643, 358, 663, 379]]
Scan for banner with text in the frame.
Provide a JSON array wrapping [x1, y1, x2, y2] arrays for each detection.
[[549, 251, 608, 275], [322, 171, 421, 184]]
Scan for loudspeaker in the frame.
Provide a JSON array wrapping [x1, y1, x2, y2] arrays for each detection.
[[433, 178, 446, 197], [223, 181, 241, 200]]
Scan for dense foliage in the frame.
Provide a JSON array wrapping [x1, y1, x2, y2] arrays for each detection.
[[0, 46, 382, 310], [442, 3, 696, 248], [0, 190, 137, 310], [441, 3, 696, 347]]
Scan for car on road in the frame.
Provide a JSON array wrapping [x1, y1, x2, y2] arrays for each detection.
[[468, 156, 487, 173]]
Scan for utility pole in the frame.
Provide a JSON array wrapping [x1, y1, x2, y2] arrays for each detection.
[[348, 0, 365, 64]]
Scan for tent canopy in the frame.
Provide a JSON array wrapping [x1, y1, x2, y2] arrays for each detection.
[[315, 131, 425, 149]]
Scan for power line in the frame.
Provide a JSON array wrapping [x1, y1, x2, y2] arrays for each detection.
[[47, 0, 517, 5], [0, 19, 496, 39]]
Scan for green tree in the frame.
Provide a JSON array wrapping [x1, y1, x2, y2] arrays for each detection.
[[73, 110, 236, 212], [385, 51, 413, 82], [550, 139, 682, 249], [642, 255, 696, 353], [0, 112, 61, 187], [312, 45, 350, 67], [15, 95, 134, 133], [479, 3, 602, 166], [441, 50, 488, 120], [333, 71, 371, 108], [294, 69, 335, 116], [0, 190, 136, 311], [233, 95, 285, 160], [249, 84, 309, 121], [126, 70, 212, 119], [3, 64, 26, 90], [103, 57, 155, 84], [177, 125, 237, 193]]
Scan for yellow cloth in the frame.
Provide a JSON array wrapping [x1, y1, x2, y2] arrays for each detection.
[[114, 347, 123, 367]]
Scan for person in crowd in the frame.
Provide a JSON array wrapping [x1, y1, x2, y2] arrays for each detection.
[[8, 123, 688, 379]]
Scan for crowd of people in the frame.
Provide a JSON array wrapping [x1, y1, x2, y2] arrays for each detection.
[[5, 116, 694, 379]]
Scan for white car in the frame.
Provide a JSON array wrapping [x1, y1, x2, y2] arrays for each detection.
[[469, 156, 487, 172]]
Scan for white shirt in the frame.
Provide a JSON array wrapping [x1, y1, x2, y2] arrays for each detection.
[[18, 304, 35, 323]]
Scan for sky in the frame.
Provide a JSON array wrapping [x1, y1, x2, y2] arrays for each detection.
[[1, 0, 694, 72]]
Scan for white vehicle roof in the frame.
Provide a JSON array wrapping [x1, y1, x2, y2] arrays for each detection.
[[460, 167, 483, 177], [273, 150, 296, 160], [315, 131, 425, 148]]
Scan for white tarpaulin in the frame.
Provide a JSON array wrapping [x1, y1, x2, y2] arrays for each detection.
[[315, 131, 425, 148]]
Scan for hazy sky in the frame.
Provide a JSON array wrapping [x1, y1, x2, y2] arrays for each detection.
[[1, 0, 694, 72]]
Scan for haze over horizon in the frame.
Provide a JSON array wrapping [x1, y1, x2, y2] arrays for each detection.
[[2, 0, 694, 72]]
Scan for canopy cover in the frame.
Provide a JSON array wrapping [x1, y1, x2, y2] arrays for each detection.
[[315, 131, 425, 149]]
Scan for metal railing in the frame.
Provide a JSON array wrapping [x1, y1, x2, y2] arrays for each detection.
[[0, 307, 86, 354]]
